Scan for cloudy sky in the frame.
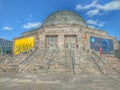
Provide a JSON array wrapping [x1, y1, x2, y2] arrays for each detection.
[[0, 0, 120, 40]]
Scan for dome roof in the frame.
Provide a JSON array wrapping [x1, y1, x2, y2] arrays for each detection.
[[42, 10, 87, 27]]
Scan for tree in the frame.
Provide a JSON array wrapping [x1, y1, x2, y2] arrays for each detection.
[[0, 48, 1, 54], [115, 49, 120, 58], [119, 41, 120, 49]]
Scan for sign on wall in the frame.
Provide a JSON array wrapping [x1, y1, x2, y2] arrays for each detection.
[[14, 37, 34, 55], [90, 36, 114, 54]]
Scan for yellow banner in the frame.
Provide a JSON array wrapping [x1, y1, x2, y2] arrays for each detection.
[[14, 37, 34, 55]]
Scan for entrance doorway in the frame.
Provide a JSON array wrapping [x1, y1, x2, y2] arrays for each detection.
[[64, 35, 77, 49], [46, 35, 58, 49]]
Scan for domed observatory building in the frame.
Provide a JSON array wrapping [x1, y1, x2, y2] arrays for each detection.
[[13, 10, 119, 55]]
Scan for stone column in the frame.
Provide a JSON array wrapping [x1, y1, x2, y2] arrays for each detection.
[[39, 34, 46, 48], [58, 34, 64, 49], [87, 35, 90, 50], [77, 33, 83, 48]]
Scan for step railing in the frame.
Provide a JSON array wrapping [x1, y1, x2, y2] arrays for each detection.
[[46, 49, 56, 72], [19, 48, 38, 72], [0, 54, 12, 64], [19, 48, 49, 72], [71, 49, 76, 74], [91, 50, 108, 76], [21, 49, 49, 71], [19, 48, 37, 64]]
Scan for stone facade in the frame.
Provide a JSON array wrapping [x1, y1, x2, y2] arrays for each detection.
[[14, 24, 118, 50], [13, 10, 119, 54]]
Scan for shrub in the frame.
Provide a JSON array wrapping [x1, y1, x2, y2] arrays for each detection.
[[115, 49, 120, 58]]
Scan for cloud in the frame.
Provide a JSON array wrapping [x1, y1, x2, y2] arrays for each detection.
[[87, 19, 105, 28], [75, 0, 97, 10], [87, 19, 97, 25], [88, 25, 96, 29], [86, 9, 99, 17], [98, 22, 105, 27], [23, 22, 41, 29], [2, 26, 13, 31], [97, 1, 120, 11], [75, 0, 120, 17]]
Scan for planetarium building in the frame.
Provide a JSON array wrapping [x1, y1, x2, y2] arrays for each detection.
[[13, 10, 119, 55]]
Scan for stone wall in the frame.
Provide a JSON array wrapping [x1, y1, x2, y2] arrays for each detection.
[[15, 24, 119, 51]]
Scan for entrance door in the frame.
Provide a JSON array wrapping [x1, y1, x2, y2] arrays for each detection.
[[46, 36, 57, 49], [65, 35, 77, 49]]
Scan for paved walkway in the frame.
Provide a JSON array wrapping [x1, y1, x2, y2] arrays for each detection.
[[0, 73, 120, 90]]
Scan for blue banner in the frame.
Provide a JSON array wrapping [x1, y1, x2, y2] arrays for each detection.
[[90, 36, 114, 54]]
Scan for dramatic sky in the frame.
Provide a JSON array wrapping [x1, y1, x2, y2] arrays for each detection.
[[0, 0, 120, 40]]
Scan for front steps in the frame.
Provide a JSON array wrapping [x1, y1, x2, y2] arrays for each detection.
[[0, 48, 119, 76]]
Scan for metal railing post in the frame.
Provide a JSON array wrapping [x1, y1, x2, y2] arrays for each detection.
[[92, 50, 108, 76]]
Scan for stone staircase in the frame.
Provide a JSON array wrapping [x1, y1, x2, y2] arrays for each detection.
[[20, 49, 73, 73], [19, 48, 48, 73], [104, 56, 120, 76], [0, 48, 119, 76], [0, 49, 35, 72], [89, 50, 120, 76], [89, 51, 107, 75], [20, 48, 104, 75], [73, 49, 102, 75], [46, 49, 73, 73]]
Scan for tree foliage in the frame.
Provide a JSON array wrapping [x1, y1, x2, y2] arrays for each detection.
[[115, 49, 120, 58]]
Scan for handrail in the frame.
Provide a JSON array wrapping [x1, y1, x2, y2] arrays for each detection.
[[91, 50, 108, 76], [92, 51, 106, 65], [20, 48, 50, 73], [43, 48, 49, 56], [19, 48, 38, 73], [19, 48, 37, 64], [71, 49, 76, 74], [47, 49, 56, 72]]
